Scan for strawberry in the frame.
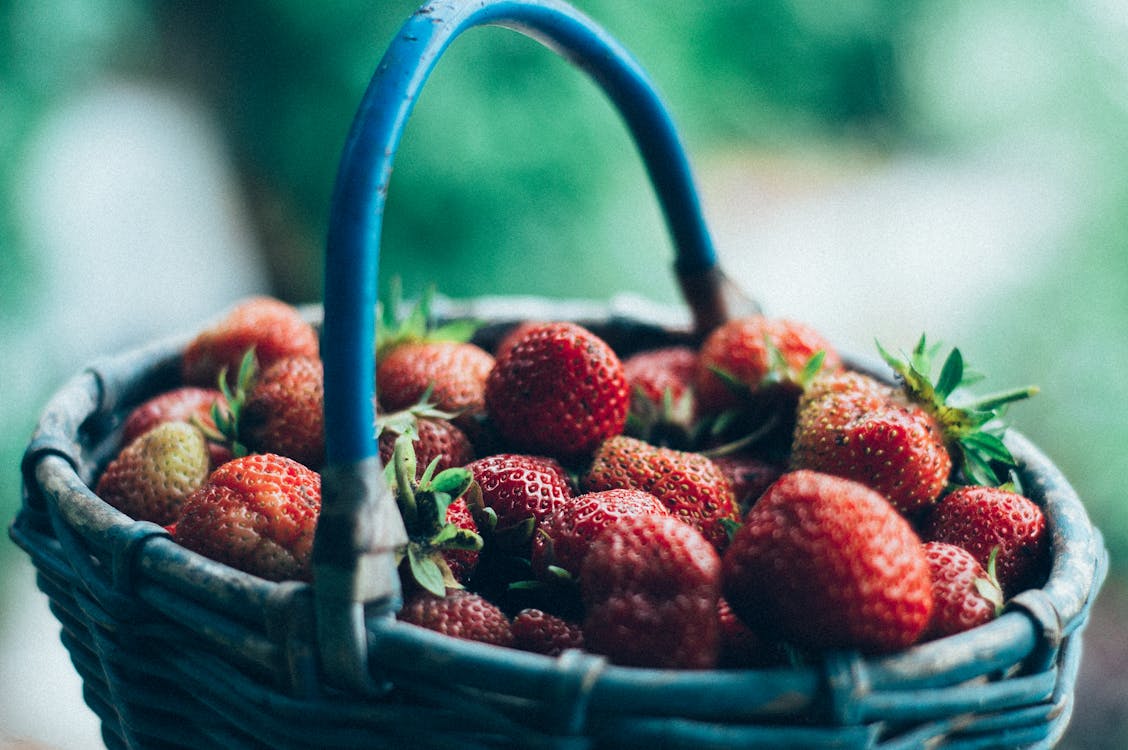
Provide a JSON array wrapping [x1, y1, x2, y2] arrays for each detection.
[[96, 421, 210, 525], [622, 346, 699, 450], [921, 541, 1003, 640], [385, 435, 482, 593], [121, 386, 232, 468], [694, 316, 840, 417], [377, 397, 475, 477], [375, 281, 493, 421], [241, 355, 325, 470], [122, 386, 225, 445], [581, 435, 739, 551], [722, 470, 933, 653], [484, 321, 629, 459], [530, 488, 669, 580], [172, 453, 320, 582], [377, 340, 495, 417], [463, 453, 574, 548], [511, 608, 585, 656], [181, 296, 318, 388], [623, 346, 698, 406], [398, 588, 515, 647], [790, 370, 950, 516], [924, 485, 1049, 596], [789, 337, 1037, 516], [579, 514, 722, 669]]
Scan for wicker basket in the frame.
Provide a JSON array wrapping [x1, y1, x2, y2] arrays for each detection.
[[11, 1, 1107, 748]]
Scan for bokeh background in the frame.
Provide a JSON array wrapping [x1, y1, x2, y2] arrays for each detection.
[[2, 0, 1126, 747]]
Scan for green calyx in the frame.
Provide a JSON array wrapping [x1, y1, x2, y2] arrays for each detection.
[[195, 347, 257, 458], [375, 385, 462, 441], [877, 335, 1038, 487], [973, 546, 1006, 616], [375, 278, 480, 362], [386, 434, 482, 596]]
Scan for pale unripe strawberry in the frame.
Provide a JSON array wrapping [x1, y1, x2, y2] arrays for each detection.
[[96, 421, 210, 525]]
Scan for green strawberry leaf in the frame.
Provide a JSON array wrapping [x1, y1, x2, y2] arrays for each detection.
[[799, 350, 827, 387], [431, 467, 473, 498], [407, 545, 446, 597], [934, 347, 964, 400]]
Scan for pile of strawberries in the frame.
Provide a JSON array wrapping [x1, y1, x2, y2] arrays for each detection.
[[94, 292, 1051, 669]]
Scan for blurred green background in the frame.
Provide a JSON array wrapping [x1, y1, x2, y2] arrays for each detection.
[[2, 0, 1125, 747]]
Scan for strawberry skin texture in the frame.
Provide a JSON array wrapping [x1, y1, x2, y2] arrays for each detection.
[[485, 322, 629, 458], [530, 488, 669, 579], [924, 485, 1049, 596], [723, 470, 933, 654], [377, 340, 495, 416], [623, 346, 698, 405], [580, 514, 722, 669], [790, 370, 952, 516], [173, 453, 320, 582], [97, 421, 210, 526], [921, 541, 1000, 640], [581, 435, 739, 551], [122, 386, 225, 445], [511, 608, 585, 656], [181, 296, 318, 388], [242, 355, 325, 470], [694, 316, 841, 415], [465, 453, 574, 535], [398, 589, 515, 647]]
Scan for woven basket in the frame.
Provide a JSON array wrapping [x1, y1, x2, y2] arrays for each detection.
[[12, 1, 1108, 748]]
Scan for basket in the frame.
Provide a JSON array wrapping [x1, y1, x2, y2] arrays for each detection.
[[11, 0, 1108, 748]]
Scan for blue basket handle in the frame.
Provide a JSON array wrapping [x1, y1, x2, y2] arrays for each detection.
[[314, 0, 749, 691]]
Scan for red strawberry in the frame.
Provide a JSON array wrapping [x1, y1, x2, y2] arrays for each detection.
[[377, 340, 495, 417], [694, 316, 840, 416], [581, 435, 739, 551], [790, 370, 951, 516], [241, 355, 325, 470], [530, 488, 669, 579], [921, 541, 1003, 640], [122, 386, 225, 445], [791, 337, 1036, 516], [463, 453, 574, 547], [181, 296, 318, 388], [621, 346, 699, 450], [96, 421, 210, 525], [398, 588, 515, 647], [511, 608, 584, 656], [623, 346, 698, 406], [484, 322, 629, 458], [722, 470, 933, 653], [173, 453, 320, 582], [377, 399, 475, 478], [580, 514, 722, 669], [924, 485, 1049, 596]]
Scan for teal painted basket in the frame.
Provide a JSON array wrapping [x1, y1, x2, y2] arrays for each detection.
[[11, 1, 1107, 748]]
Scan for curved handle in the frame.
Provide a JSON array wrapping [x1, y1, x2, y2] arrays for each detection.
[[315, 0, 727, 691]]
